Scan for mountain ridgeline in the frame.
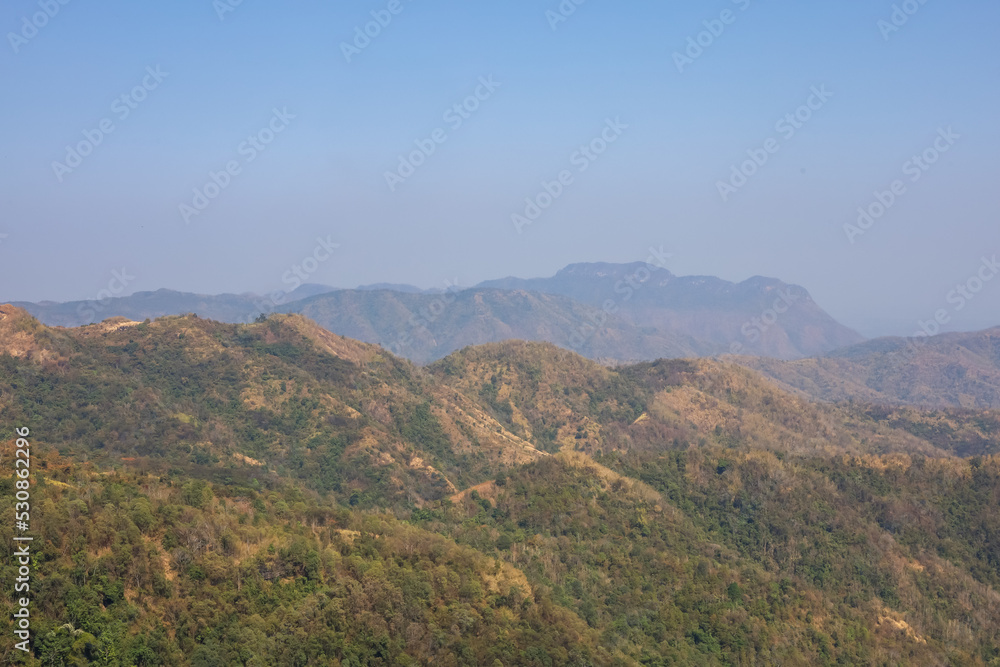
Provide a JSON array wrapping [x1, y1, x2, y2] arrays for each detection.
[[736, 326, 1000, 409], [12, 262, 864, 363], [2, 305, 1000, 664]]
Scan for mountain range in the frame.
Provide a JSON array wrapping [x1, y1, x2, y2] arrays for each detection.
[[2, 304, 1000, 663], [11, 262, 864, 363]]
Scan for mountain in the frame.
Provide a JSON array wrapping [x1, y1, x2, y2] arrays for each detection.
[[10, 284, 712, 363], [478, 262, 864, 359], [287, 287, 711, 364], [11, 283, 337, 328], [4, 307, 1000, 663], [3, 306, 1000, 663], [8, 262, 863, 363], [0, 304, 545, 505], [282, 282, 339, 300], [736, 326, 1000, 409]]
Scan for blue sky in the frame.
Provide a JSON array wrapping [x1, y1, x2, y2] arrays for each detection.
[[1, 0, 998, 337]]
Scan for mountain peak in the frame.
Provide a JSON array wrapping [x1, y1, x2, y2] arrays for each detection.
[[0, 303, 35, 322], [0, 303, 64, 361]]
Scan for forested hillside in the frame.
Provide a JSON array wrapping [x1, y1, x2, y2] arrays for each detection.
[[736, 327, 1000, 409], [2, 305, 1000, 665]]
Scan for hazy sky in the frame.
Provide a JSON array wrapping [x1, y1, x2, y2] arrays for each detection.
[[1, 0, 997, 337]]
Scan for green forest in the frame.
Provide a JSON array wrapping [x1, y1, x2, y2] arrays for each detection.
[[2, 307, 1000, 665]]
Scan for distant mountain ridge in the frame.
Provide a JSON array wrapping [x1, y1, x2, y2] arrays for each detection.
[[356, 282, 435, 294], [288, 286, 710, 364], [10, 283, 337, 328], [10, 261, 863, 362], [477, 262, 862, 359], [736, 326, 1000, 409]]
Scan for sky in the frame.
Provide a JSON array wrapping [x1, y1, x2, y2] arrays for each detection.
[[0, 0, 997, 338]]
